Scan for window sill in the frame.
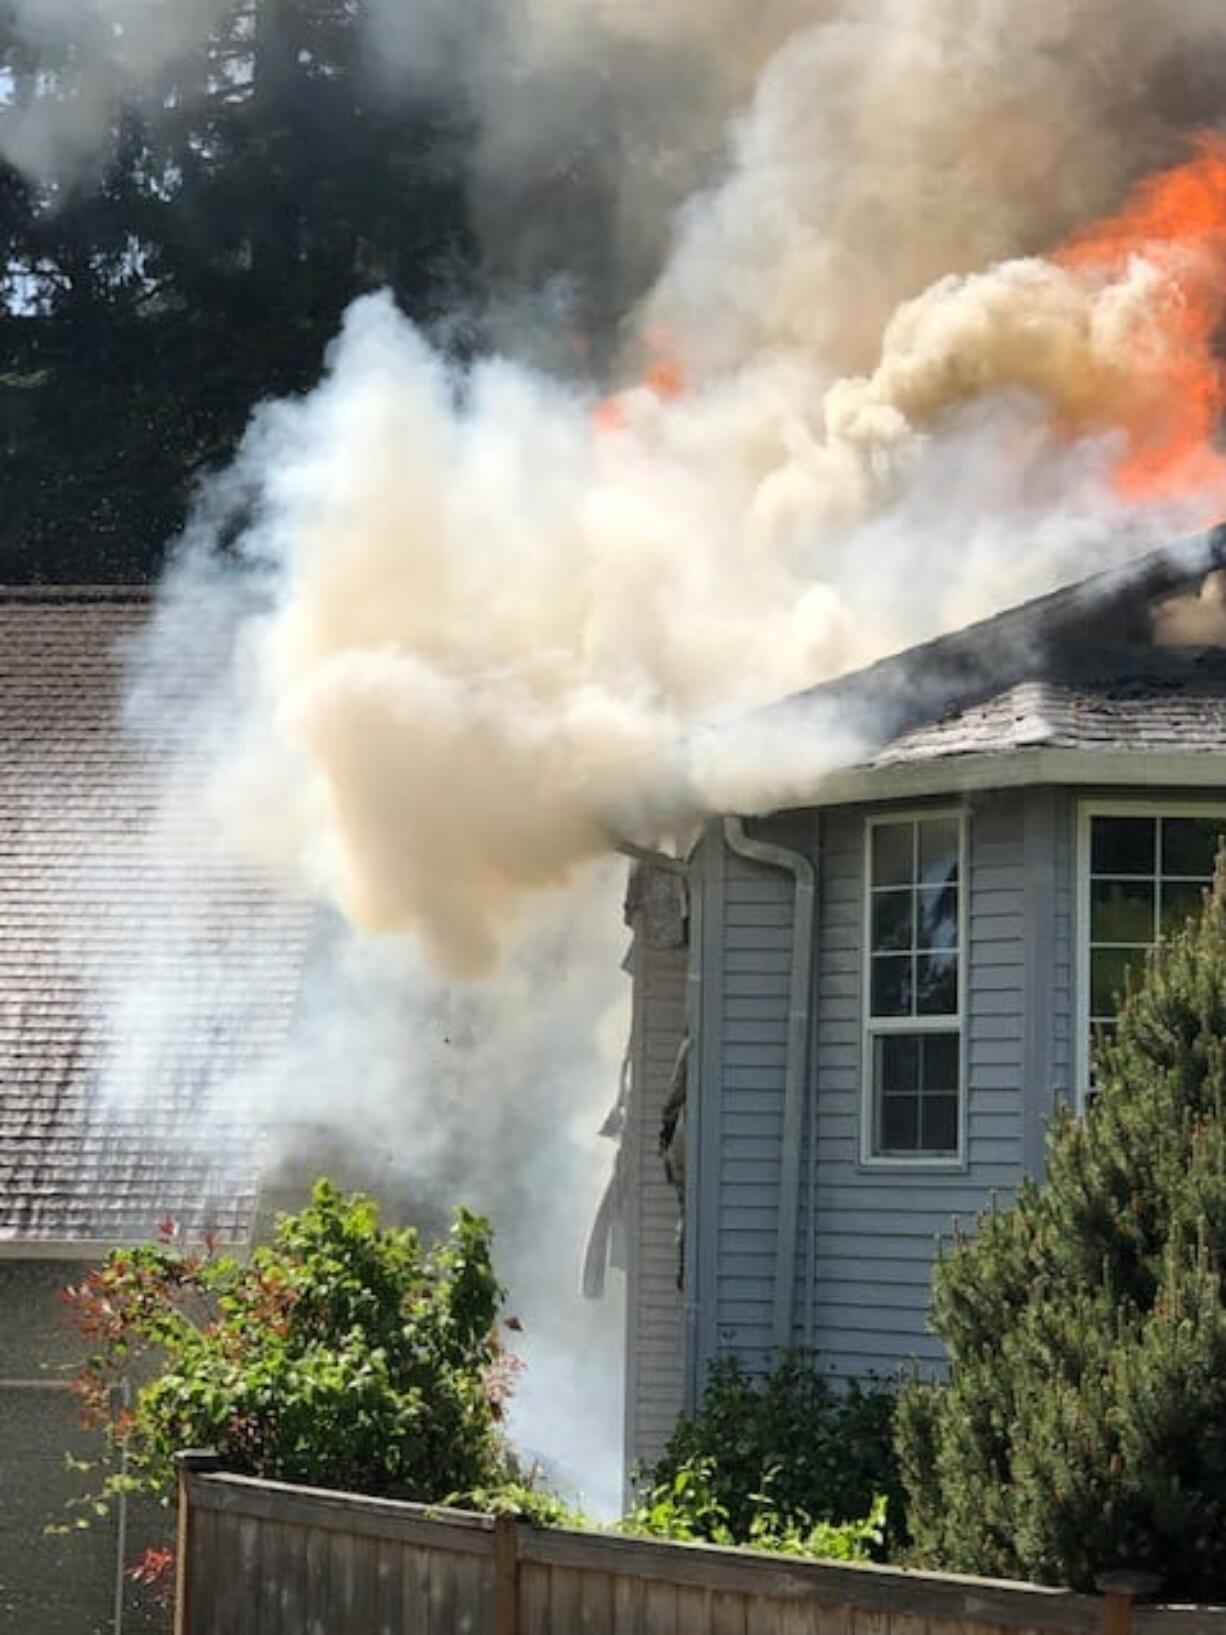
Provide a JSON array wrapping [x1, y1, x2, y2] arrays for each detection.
[[856, 1152, 969, 1174]]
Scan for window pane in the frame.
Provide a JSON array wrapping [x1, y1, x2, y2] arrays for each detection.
[[917, 885, 958, 950], [920, 1094, 958, 1154], [1090, 946, 1147, 1018], [871, 889, 913, 952], [878, 1032, 920, 1092], [871, 955, 912, 1016], [880, 1095, 919, 1152], [1162, 817, 1224, 878], [1090, 879, 1155, 944], [921, 1031, 960, 1090], [918, 818, 959, 887], [1161, 879, 1208, 936], [916, 951, 958, 1015], [1091, 816, 1155, 876], [872, 822, 913, 888]]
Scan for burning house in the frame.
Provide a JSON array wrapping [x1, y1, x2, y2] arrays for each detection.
[[612, 527, 1226, 1473]]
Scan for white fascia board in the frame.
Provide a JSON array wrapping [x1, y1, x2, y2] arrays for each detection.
[[795, 748, 1226, 809]]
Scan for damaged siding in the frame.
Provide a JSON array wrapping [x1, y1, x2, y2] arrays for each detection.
[[623, 878, 688, 1477]]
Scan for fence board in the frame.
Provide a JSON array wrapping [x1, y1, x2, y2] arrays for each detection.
[[750, 1595, 785, 1635], [521, 1562, 551, 1635], [375, 1539, 402, 1635], [613, 1572, 646, 1635], [306, 1524, 329, 1635], [327, 1529, 357, 1632], [279, 1512, 308, 1635], [645, 1579, 679, 1635], [402, 1545, 431, 1635], [348, 1535, 380, 1635], [711, 1590, 748, 1635], [581, 1569, 616, 1634], [257, 1518, 285, 1635], [677, 1584, 712, 1634], [817, 1607, 854, 1635], [551, 1565, 585, 1632], [452, 1551, 490, 1635], [428, 1548, 455, 1635]]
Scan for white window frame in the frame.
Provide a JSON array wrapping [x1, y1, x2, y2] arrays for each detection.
[[860, 808, 969, 1170], [1075, 799, 1226, 1107]]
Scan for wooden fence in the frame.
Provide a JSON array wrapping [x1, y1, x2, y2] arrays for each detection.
[[175, 1457, 1226, 1635]]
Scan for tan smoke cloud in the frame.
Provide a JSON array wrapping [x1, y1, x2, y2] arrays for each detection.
[[647, 0, 1226, 382], [164, 0, 1226, 974]]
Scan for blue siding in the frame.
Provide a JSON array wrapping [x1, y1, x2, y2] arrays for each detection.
[[710, 841, 795, 1376], [799, 796, 1032, 1376]]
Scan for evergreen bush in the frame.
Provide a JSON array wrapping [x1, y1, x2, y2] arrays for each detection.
[[898, 873, 1226, 1596]]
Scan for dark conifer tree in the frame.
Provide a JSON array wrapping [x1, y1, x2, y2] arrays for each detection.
[[899, 872, 1226, 1597]]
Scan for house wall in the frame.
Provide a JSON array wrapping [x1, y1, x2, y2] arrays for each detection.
[[0, 1260, 164, 1635], [687, 787, 1076, 1389]]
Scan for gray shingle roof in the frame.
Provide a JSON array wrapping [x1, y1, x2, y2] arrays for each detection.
[[871, 658, 1226, 766], [0, 590, 313, 1244], [779, 524, 1226, 759]]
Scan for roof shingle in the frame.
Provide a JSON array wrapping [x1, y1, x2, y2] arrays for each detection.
[[0, 590, 313, 1244]]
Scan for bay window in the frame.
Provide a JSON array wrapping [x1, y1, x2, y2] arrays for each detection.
[[1080, 807, 1226, 1094]]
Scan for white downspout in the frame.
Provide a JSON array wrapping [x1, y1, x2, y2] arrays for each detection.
[[722, 817, 817, 1354]]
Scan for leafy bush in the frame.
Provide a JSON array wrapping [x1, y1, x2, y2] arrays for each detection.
[[626, 1455, 886, 1561], [639, 1352, 901, 1554], [64, 1180, 517, 1516], [898, 875, 1226, 1597]]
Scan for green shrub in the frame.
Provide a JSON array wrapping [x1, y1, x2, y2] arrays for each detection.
[[640, 1352, 901, 1554], [898, 874, 1226, 1597], [65, 1180, 517, 1516], [625, 1454, 886, 1561]]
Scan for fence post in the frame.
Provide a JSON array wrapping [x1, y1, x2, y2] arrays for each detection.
[[1096, 1570, 1163, 1635], [494, 1514, 520, 1635], [173, 1450, 221, 1635]]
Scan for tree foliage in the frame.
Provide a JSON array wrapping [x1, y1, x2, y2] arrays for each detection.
[[898, 874, 1226, 1597], [0, 0, 478, 581], [63, 1180, 518, 1512]]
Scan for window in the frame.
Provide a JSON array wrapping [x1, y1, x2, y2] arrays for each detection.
[[864, 813, 964, 1162], [1081, 808, 1226, 1090]]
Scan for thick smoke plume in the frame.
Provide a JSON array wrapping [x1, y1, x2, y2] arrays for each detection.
[[89, 0, 1226, 1501]]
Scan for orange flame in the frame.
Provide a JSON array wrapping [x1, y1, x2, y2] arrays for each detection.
[[593, 335, 686, 434], [1054, 135, 1226, 503]]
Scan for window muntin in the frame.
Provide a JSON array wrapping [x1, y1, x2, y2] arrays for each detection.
[[865, 814, 963, 1161], [1086, 813, 1221, 1059]]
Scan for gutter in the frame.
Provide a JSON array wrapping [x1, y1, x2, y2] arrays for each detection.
[[722, 817, 817, 1353], [616, 841, 689, 876]]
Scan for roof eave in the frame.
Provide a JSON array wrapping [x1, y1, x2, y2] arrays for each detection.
[[785, 746, 1226, 810]]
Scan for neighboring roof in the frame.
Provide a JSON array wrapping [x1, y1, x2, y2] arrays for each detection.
[[0, 588, 314, 1245]]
